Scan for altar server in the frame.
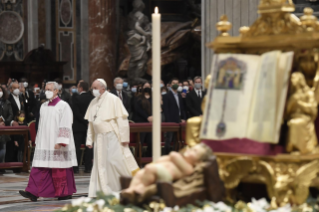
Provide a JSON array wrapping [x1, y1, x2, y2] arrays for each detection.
[[85, 78, 139, 198], [19, 81, 77, 201]]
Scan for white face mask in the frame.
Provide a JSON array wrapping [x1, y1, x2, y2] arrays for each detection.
[[23, 82, 28, 88], [93, 89, 100, 97], [13, 89, 20, 96], [161, 91, 167, 95], [116, 84, 123, 90], [58, 84, 62, 90], [0, 92, 3, 98], [177, 86, 183, 92], [45, 91, 54, 99]]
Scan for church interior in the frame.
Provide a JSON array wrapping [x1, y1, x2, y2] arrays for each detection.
[[2, 0, 319, 211]]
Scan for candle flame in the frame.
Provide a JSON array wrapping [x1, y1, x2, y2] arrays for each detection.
[[155, 7, 159, 14]]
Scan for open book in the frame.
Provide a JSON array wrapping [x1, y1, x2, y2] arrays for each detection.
[[200, 51, 294, 144]]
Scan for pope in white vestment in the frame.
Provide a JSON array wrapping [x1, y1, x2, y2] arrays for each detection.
[[85, 79, 139, 197]]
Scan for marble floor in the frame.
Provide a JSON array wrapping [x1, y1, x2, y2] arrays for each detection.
[[0, 169, 90, 211]]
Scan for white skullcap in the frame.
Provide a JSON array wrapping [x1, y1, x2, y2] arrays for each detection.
[[96, 78, 107, 88]]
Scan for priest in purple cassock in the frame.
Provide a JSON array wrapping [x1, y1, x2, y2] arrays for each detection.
[[19, 81, 77, 201]]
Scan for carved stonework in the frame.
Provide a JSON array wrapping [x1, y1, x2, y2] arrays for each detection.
[[0, 11, 24, 44], [60, 0, 72, 26]]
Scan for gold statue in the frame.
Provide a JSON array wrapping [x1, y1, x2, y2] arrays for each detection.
[[285, 72, 318, 154], [186, 75, 211, 146]]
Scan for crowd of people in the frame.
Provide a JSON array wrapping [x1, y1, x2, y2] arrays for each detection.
[[0, 75, 206, 172]]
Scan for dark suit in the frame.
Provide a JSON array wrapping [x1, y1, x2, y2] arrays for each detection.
[[111, 89, 131, 115], [162, 91, 186, 154], [59, 90, 71, 104], [186, 89, 206, 117], [20, 90, 35, 122], [72, 92, 94, 172], [162, 91, 186, 123], [6, 93, 25, 162], [8, 93, 25, 117], [0, 99, 13, 162]]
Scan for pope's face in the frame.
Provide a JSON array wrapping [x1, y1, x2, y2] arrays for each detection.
[[92, 80, 105, 94], [183, 144, 206, 165]]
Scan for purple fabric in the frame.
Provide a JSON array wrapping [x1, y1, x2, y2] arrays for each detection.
[[26, 167, 76, 198], [202, 138, 284, 156], [48, 97, 61, 106]]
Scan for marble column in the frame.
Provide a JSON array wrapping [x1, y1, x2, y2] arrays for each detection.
[[27, 0, 38, 51], [201, 0, 259, 79], [89, 0, 117, 86], [45, 0, 51, 50], [80, 0, 89, 83], [38, 0, 46, 45]]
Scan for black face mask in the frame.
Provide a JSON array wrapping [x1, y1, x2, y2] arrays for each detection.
[[143, 87, 151, 94]]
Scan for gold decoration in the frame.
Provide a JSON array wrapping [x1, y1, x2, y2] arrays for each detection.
[[239, 26, 250, 36], [186, 75, 211, 146], [216, 153, 319, 205], [149, 201, 166, 212], [216, 15, 232, 37], [285, 72, 318, 154], [300, 8, 318, 32]]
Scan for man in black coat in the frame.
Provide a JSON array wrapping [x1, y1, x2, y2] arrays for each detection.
[[19, 79, 36, 122], [6, 81, 25, 162], [111, 77, 131, 116], [162, 78, 186, 154], [186, 76, 206, 118], [55, 78, 71, 104], [72, 81, 94, 173]]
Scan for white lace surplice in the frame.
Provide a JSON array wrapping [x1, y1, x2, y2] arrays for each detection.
[[33, 100, 77, 168]]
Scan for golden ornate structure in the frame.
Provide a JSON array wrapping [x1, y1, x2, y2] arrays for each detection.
[[202, 0, 319, 206]]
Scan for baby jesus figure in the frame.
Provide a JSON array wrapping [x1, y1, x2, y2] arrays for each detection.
[[121, 143, 213, 202]]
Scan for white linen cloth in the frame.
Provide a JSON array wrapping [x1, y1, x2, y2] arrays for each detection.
[[32, 99, 77, 168]]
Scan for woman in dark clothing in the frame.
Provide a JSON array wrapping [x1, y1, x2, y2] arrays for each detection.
[[133, 82, 153, 156], [0, 86, 13, 162]]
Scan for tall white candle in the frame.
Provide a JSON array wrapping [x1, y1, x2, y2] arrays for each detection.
[[152, 7, 161, 161]]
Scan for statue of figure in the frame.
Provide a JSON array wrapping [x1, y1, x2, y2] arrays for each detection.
[[121, 143, 213, 202], [186, 75, 211, 146], [127, 0, 151, 83], [286, 72, 318, 154]]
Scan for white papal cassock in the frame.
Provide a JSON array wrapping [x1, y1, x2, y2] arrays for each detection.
[[85, 91, 139, 197]]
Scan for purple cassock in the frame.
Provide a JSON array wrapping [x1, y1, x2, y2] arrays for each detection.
[[25, 97, 77, 198]]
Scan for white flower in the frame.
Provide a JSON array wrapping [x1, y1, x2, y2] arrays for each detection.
[[84, 197, 92, 203], [160, 207, 173, 212], [86, 205, 94, 212], [203, 206, 214, 212], [95, 199, 106, 210], [251, 198, 269, 210], [71, 197, 86, 206], [173, 206, 180, 211], [195, 209, 203, 212], [211, 202, 232, 212], [270, 204, 291, 212]]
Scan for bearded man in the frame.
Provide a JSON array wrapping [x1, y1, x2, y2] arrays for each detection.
[[19, 81, 77, 201], [85, 78, 138, 197]]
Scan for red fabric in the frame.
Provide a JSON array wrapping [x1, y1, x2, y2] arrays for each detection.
[[29, 122, 36, 143], [59, 144, 66, 147], [202, 139, 284, 156], [52, 168, 68, 197], [0, 126, 29, 130], [0, 162, 23, 168]]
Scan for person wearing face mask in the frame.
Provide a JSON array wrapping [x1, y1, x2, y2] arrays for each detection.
[[162, 78, 186, 154], [20, 78, 35, 122], [111, 77, 131, 116], [186, 76, 206, 118], [54, 78, 71, 105], [133, 82, 153, 156], [19, 81, 77, 202], [13, 110, 31, 162], [6, 82, 25, 162], [0, 86, 13, 164], [72, 81, 94, 173], [84, 78, 138, 197]]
